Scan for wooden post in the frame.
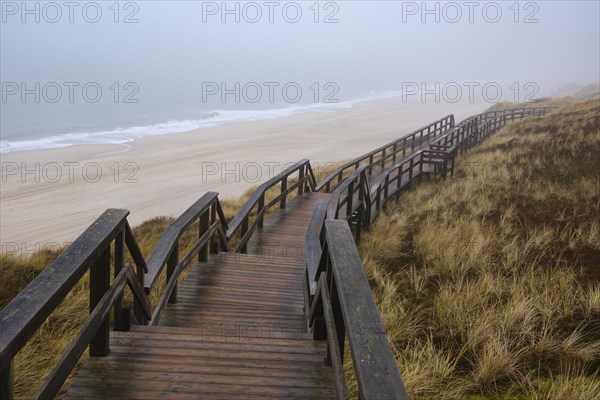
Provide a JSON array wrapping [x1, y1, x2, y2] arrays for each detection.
[[241, 217, 249, 253], [257, 194, 265, 228], [368, 155, 374, 174], [199, 210, 209, 262], [113, 229, 125, 331], [167, 243, 178, 304], [135, 262, 146, 324], [392, 143, 397, 163], [329, 277, 345, 363], [358, 172, 365, 204], [280, 177, 287, 209], [380, 148, 386, 169], [210, 204, 218, 254], [347, 181, 354, 219], [384, 175, 389, 199], [355, 205, 363, 242], [298, 166, 305, 196], [403, 138, 407, 156], [90, 247, 110, 356], [418, 153, 424, 183], [360, 172, 370, 228], [0, 361, 14, 400]]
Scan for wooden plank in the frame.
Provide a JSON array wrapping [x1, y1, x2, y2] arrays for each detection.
[[67, 378, 336, 399]]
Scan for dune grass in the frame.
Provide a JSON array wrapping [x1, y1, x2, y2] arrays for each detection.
[[356, 99, 600, 398]]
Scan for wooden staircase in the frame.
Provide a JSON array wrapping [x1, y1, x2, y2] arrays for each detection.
[[65, 192, 336, 399]]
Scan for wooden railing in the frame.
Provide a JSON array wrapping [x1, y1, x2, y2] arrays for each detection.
[[316, 114, 455, 192], [475, 106, 556, 125], [318, 107, 557, 195], [227, 159, 316, 252], [326, 165, 372, 241], [302, 106, 556, 399], [305, 216, 408, 399], [144, 192, 229, 324], [370, 107, 555, 220], [0, 209, 150, 400]]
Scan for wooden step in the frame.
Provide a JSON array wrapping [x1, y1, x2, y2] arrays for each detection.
[[64, 193, 336, 399], [64, 325, 334, 399]]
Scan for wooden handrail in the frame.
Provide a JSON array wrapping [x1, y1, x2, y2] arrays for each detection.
[[307, 219, 409, 399], [0, 209, 150, 399], [316, 114, 455, 192], [227, 159, 316, 252], [305, 199, 328, 296], [316, 107, 557, 194], [144, 191, 228, 296]]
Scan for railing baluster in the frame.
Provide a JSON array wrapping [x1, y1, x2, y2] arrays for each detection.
[[199, 210, 209, 262], [280, 177, 287, 209], [90, 246, 110, 357], [0, 361, 14, 400], [329, 275, 345, 362], [257, 194, 265, 228], [298, 165, 305, 195], [167, 243, 178, 303], [210, 204, 218, 254], [241, 217, 249, 253], [347, 181, 354, 219], [114, 229, 126, 331]]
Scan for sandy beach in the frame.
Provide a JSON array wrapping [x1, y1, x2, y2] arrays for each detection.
[[1, 96, 488, 250]]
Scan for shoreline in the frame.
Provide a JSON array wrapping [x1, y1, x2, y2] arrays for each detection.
[[1, 97, 489, 249]]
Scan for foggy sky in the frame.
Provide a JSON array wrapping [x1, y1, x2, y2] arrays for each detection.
[[1, 1, 599, 105]]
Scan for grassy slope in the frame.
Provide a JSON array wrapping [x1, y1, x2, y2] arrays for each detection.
[[358, 99, 600, 399]]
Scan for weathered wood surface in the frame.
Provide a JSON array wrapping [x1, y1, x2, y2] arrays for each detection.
[[65, 192, 335, 399], [0, 209, 129, 372], [324, 220, 408, 399]]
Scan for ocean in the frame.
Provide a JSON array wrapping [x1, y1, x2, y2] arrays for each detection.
[[0, 90, 401, 154]]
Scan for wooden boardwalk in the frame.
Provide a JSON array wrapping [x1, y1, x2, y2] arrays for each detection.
[[1, 107, 554, 400], [65, 192, 335, 399]]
